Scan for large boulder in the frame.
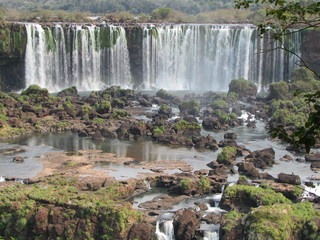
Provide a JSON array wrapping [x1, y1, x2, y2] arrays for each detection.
[[305, 152, 320, 162], [173, 209, 201, 240], [245, 148, 275, 169], [277, 173, 301, 185], [127, 223, 154, 240]]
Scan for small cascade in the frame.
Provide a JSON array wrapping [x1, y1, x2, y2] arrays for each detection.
[[0, 176, 5, 182], [144, 180, 151, 190], [203, 231, 219, 240], [141, 24, 301, 91], [24, 23, 132, 91], [155, 220, 175, 240]]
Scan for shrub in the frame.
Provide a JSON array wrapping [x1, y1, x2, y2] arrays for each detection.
[[178, 100, 200, 116], [268, 81, 290, 100], [95, 101, 112, 114], [291, 67, 316, 82], [228, 78, 257, 98], [217, 146, 237, 165]]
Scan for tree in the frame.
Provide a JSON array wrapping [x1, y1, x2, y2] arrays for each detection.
[[235, 0, 320, 152]]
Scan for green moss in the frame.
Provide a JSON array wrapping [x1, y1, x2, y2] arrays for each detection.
[[224, 185, 291, 206], [212, 99, 229, 109], [228, 78, 257, 98], [100, 26, 120, 49], [112, 109, 128, 118], [223, 211, 242, 232], [291, 67, 316, 83], [178, 100, 200, 116], [52, 121, 71, 129], [173, 120, 201, 130], [156, 89, 173, 99], [269, 81, 290, 100], [153, 126, 165, 136], [95, 101, 112, 114], [245, 202, 320, 240], [179, 178, 192, 190], [92, 118, 105, 125], [217, 146, 237, 165], [199, 177, 211, 191]]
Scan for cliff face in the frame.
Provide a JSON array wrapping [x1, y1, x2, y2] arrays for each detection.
[[301, 30, 320, 77], [0, 22, 318, 92], [0, 22, 27, 91]]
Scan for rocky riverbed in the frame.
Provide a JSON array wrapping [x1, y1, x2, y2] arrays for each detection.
[[0, 79, 320, 239]]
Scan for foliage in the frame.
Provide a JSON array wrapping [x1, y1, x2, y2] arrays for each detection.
[[198, 177, 211, 191], [153, 126, 165, 136], [291, 67, 317, 83], [92, 118, 105, 125], [52, 121, 71, 129], [211, 99, 229, 109], [228, 78, 257, 98], [270, 90, 320, 152], [224, 185, 291, 207], [95, 101, 112, 114], [222, 211, 242, 232], [178, 99, 200, 116], [173, 120, 201, 131], [179, 178, 192, 191], [268, 81, 290, 100], [156, 89, 172, 99], [112, 109, 128, 118], [217, 146, 237, 165]]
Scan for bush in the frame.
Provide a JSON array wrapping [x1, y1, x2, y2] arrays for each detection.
[[291, 67, 316, 82], [268, 81, 290, 100], [217, 146, 237, 165], [178, 100, 200, 116], [228, 78, 257, 98], [95, 101, 112, 114]]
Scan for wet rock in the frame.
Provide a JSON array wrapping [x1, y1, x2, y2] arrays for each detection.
[[92, 130, 105, 141], [1, 147, 25, 155], [224, 132, 237, 140], [305, 152, 320, 162], [202, 116, 221, 130], [295, 158, 305, 163], [237, 162, 260, 178], [194, 201, 208, 211], [246, 121, 256, 128], [194, 169, 209, 175], [202, 212, 222, 224], [127, 223, 154, 240], [13, 155, 24, 163], [277, 173, 301, 185], [208, 162, 228, 176], [192, 136, 218, 150], [173, 209, 201, 240], [183, 115, 198, 123], [156, 135, 194, 147], [218, 140, 238, 148], [279, 154, 293, 161], [311, 162, 320, 172], [57, 86, 78, 98], [138, 194, 189, 210], [245, 148, 275, 169], [100, 128, 117, 138], [158, 104, 173, 118]]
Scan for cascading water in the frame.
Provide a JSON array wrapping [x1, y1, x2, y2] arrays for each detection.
[[24, 23, 132, 91], [155, 220, 175, 240], [142, 24, 301, 91]]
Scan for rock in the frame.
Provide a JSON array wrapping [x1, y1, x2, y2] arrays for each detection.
[[192, 136, 218, 150], [279, 154, 293, 161], [305, 152, 320, 162], [218, 140, 238, 148], [277, 173, 301, 185], [194, 201, 208, 211], [237, 162, 260, 178], [246, 121, 256, 128], [100, 128, 117, 138], [310, 162, 320, 172], [158, 104, 173, 118], [202, 117, 221, 130], [173, 209, 201, 240], [202, 212, 221, 224], [224, 132, 237, 140], [127, 223, 154, 240], [13, 155, 24, 163], [156, 135, 194, 147], [138, 194, 189, 210], [208, 162, 228, 176], [183, 115, 198, 123], [295, 158, 305, 163], [34, 208, 49, 234], [92, 131, 105, 141], [245, 148, 275, 169], [57, 86, 78, 97]]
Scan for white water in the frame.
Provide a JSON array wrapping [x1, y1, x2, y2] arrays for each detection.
[[24, 23, 132, 91], [142, 24, 301, 91], [156, 220, 175, 240]]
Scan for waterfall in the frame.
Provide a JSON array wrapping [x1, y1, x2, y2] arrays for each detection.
[[155, 220, 175, 240], [24, 23, 132, 91], [141, 24, 301, 91], [203, 231, 219, 240]]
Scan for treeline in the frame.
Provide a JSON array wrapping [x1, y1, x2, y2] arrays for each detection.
[[0, 0, 234, 15]]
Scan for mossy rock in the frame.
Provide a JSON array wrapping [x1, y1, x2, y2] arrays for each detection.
[[228, 78, 257, 98], [57, 86, 78, 97], [220, 185, 291, 212], [21, 85, 49, 98], [217, 147, 237, 165], [268, 81, 290, 100], [178, 99, 200, 116]]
